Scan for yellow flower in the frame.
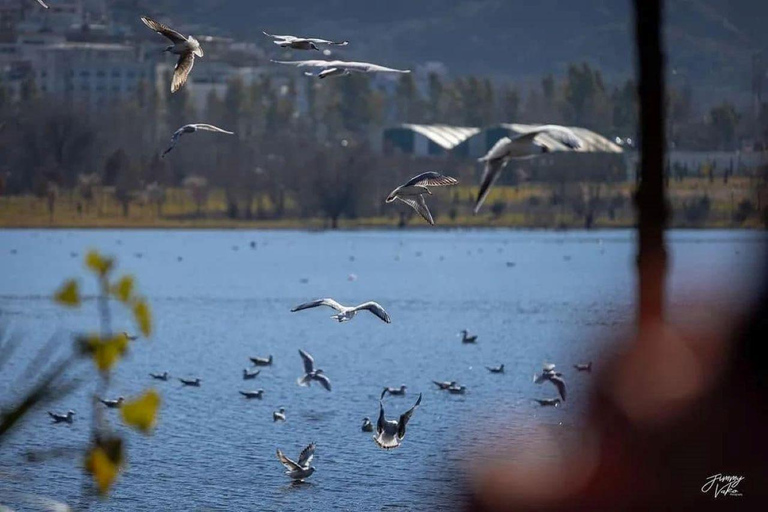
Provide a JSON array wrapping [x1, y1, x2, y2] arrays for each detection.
[[121, 389, 160, 434], [132, 299, 152, 337], [54, 279, 80, 307], [110, 275, 135, 303], [85, 250, 114, 276], [78, 334, 129, 373], [85, 437, 123, 495]]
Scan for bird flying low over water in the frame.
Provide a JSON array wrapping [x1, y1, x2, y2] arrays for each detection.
[[263, 31, 348, 50], [48, 410, 75, 423], [297, 349, 332, 391], [533, 364, 566, 401], [99, 397, 124, 408], [240, 390, 264, 399], [141, 16, 203, 93], [250, 355, 273, 366], [291, 298, 391, 323], [243, 368, 260, 380], [474, 126, 583, 213], [385, 172, 458, 225], [162, 124, 234, 157], [381, 385, 407, 399], [271, 59, 410, 79], [374, 393, 422, 450], [277, 443, 316, 481]]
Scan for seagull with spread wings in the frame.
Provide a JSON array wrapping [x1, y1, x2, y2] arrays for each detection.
[[297, 349, 332, 391], [141, 16, 203, 93], [271, 59, 410, 79], [263, 31, 348, 51], [474, 126, 583, 213], [291, 298, 391, 323], [533, 363, 567, 401], [276, 443, 316, 481], [385, 172, 458, 225], [374, 393, 422, 450], [162, 124, 234, 157]]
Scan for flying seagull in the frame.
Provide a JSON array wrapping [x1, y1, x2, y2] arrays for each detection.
[[381, 385, 407, 399], [297, 349, 332, 391], [533, 364, 567, 401], [459, 330, 478, 344], [276, 443, 316, 481], [432, 380, 456, 390], [374, 393, 422, 450], [291, 298, 391, 323], [486, 364, 505, 374], [48, 410, 75, 424], [162, 124, 234, 157], [273, 408, 286, 422], [474, 126, 583, 213], [179, 378, 201, 387], [385, 172, 458, 225], [361, 417, 374, 432], [240, 390, 264, 399], [243, 368, 261, 380], [574, 362, 593, 372], [250, 355, 273, 366], [35, 0, 49, 8], [141, 16, 203, 93], [263, 31, 348, 51], [99, 397, 124, 408], [150, 371, 169, 381], [534, 398, 562, 407], [271, 59, 410, 79]]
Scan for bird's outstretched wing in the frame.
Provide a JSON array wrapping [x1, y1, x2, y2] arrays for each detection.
[[298, 349, 315, 374], [514, 126, 582, 150], [345, 62, 410, 74], [304, 38, 349, 46], [141, 16, 187, 44], [297, 443, 315, 467], [276, 449, 302, 471], [263, 31, 296, 41], [291, 298, 344, 313], [162, 129, 184, 157], [549, 375, 567, 401], [313, 373, 332, 391], [398, 393, 422, 439], [271, 59, 337, 68], [403, 172, 458, 188], [397, 196, 434, 225], [353, 302, 391, 323], [171, 53, 195, 93], [473, 158, 507, 214], [36, 0, 49, 8], [192, 124, 235, 135]]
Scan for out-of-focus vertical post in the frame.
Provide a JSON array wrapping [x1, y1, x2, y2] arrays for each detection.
[[634, 0, 668, 329]]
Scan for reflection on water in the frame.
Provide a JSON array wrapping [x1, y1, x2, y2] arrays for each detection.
[[0, 229, 763, 510]]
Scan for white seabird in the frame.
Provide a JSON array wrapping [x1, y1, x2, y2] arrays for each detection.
[[447, 385, 467, 395], [162, 124, 234, 157], [380, 385, 407, 399], [141, 16, 203, 93], [263, 31, 348, 51], [385, 172, 458, 225], [474, 126, 583, 213], [276, 443, 316, 481], [150, 371, 169, 381], [486, 364, 505, 374], [271, 59, 410, 79], [243, 368, 261, 380], [297, 349, 332, 391], [361, 417, 374, 432], [240, 389, 264, 399], [533, 364, 567, 401], [273, 408, 286, 422], [250, 355, 273, 366], [291, 298, 391, 323], [99, 397, 124, 408], [179, 377, 201, 387], [459, 330, 478, 343], [48, 410, 75, 424], [374, 393, 422, 450]]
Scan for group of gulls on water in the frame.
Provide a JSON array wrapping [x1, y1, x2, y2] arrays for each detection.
[[33, 3, 596, 482]]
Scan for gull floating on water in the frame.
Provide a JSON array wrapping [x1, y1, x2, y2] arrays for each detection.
[[534, 398, 562, 407], [240, 390, 264, 399], [274, 408, 286, 422], [162, 124, 234, 157], [99, 397, 124, 408], [179, 378, 201, 387], [141, 16, 203, 93], [276, 443, 316, 481], [250, 355, 273, 366], [474, 126, 583, 213], [297, 349, 332, 391], [447, 385, 467, 395], [243, 368, 261, 380], [432, 380, 456, 390], [374, 393, 422, 450], [48, 410, 75, 424], [271, 59, 410, 79], [574, 362, 593, 372], [486, 364, 505, 374], [291, 298, 391, 323], [150, 371, 169, 381], [459, 330, 478, 343], [263, 31, 348, 51], [385, 172, 458, 225], [361, 417, 374, 432], [533, 364, 566, 401], [380, 385, 407, 399]]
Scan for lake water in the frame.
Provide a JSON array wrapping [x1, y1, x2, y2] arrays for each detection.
[[0, 229, 764, 511]]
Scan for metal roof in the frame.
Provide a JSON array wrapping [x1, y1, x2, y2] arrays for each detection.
[[497, 124, 623, 154], [399, 124, 480, 150]]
